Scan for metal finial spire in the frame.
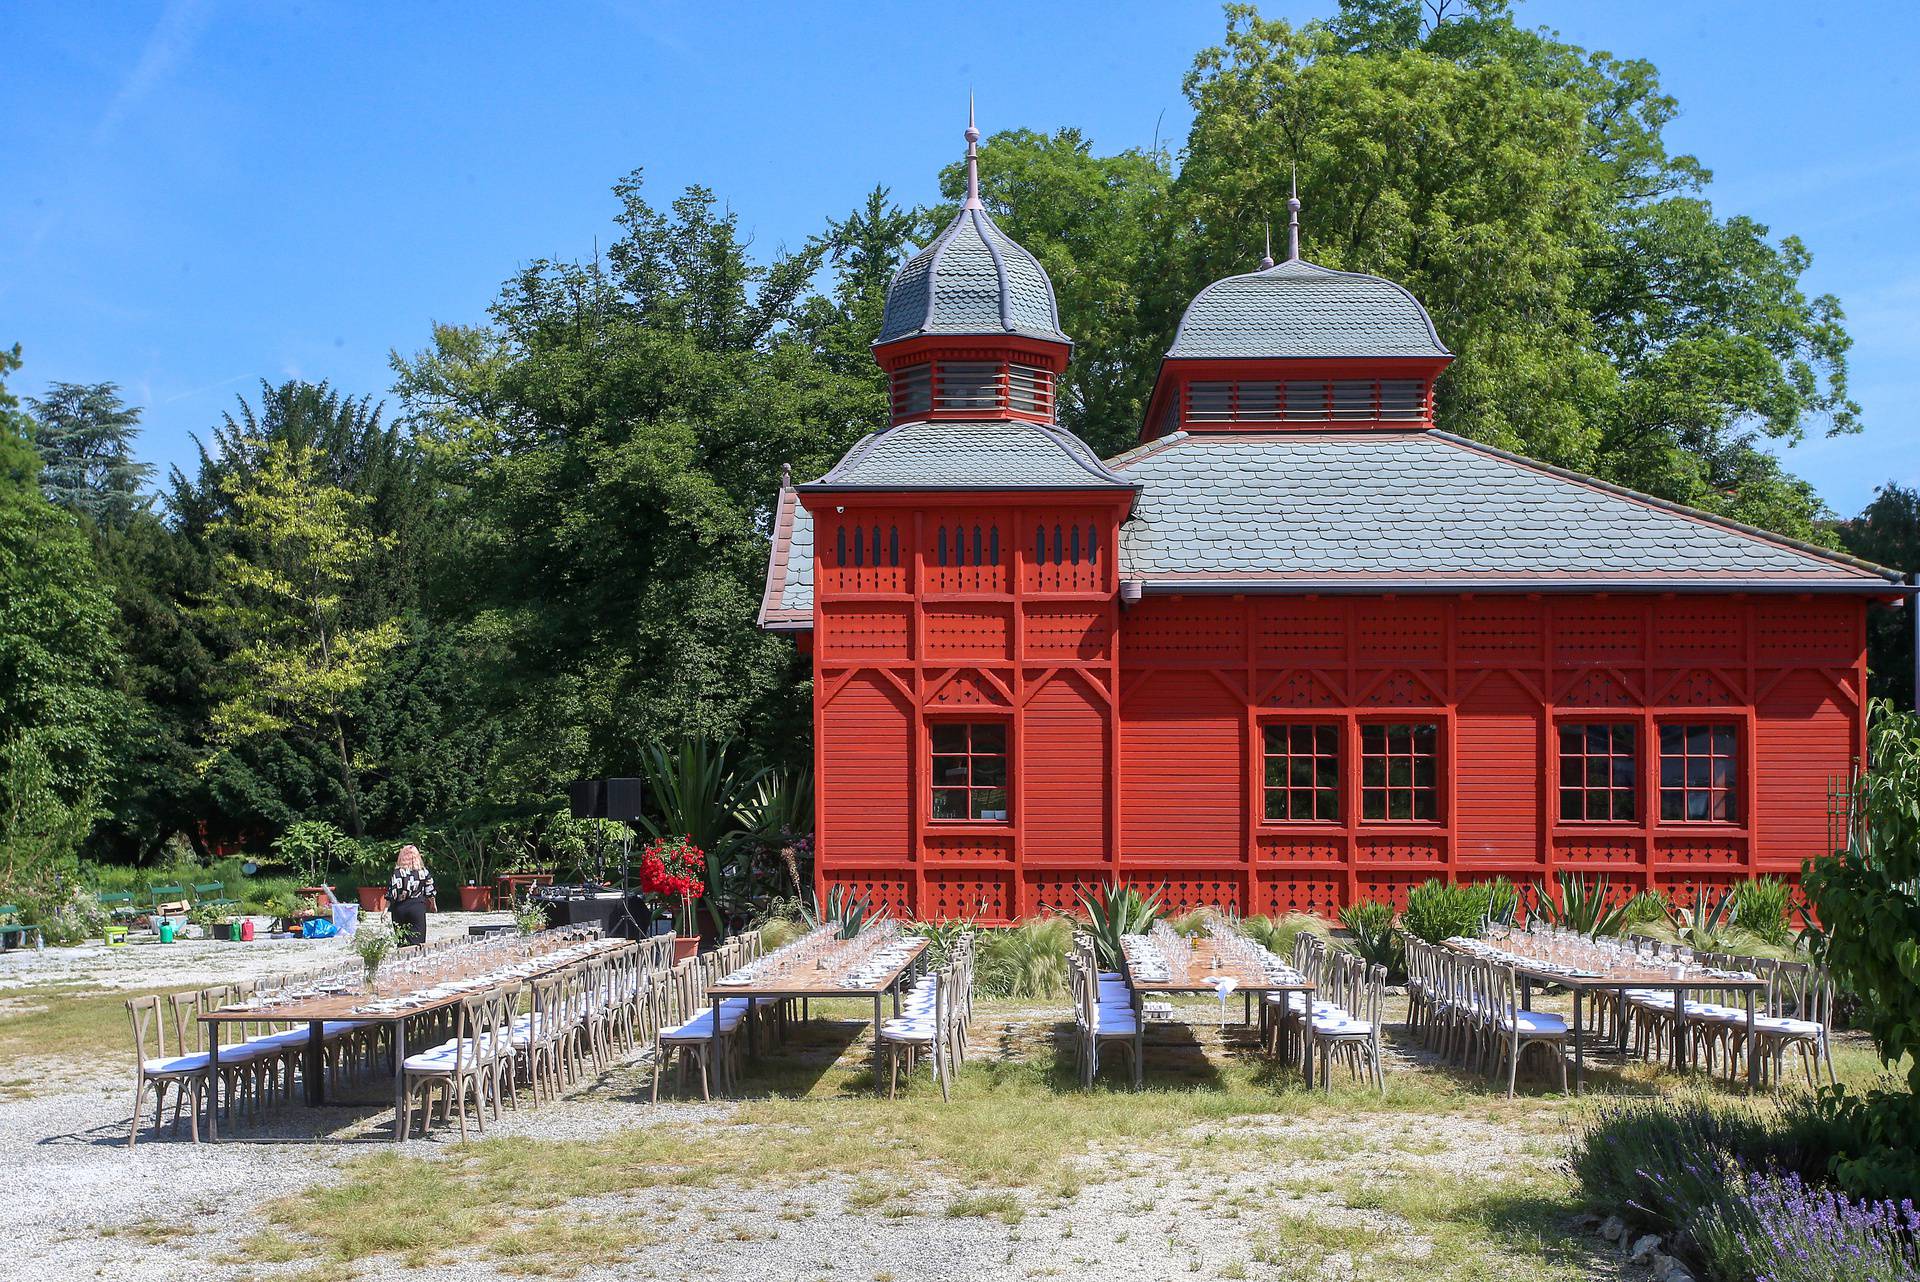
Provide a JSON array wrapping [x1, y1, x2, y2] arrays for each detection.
[[963, 94, 983, 210], [1259, 220, 1274, 270], [1287, 165, 1302, 262]]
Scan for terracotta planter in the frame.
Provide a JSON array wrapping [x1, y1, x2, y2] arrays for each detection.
[[357, 886, 388, 913], [674, 935, 700, 963], [459, 885, 494, 912]]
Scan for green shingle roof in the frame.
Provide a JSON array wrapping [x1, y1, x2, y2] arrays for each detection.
[[800, 418, 1131, 491], [1168, 258, 1449, 359], [876, 207, 1068, 346]]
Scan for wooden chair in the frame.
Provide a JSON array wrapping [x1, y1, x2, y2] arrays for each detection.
[[1488, 961, 1568, 1097], [400, 989, 507, 1141], [125, 995, 210, 1146]]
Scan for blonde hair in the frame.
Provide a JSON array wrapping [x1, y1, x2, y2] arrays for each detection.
[[395, 844, 424, 871]]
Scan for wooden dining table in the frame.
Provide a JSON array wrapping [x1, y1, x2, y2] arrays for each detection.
[[197, 935, 629, 1141], [1442, 936, 1768, 1093], [1117, 937, 1321, 1088], [705, 936, 929, 1095]]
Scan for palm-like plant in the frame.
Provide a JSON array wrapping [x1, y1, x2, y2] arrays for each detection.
[[1339, 899, 1405, 981], [1668, 886, 1741, 951], [639, 737, 763, 930], [738, 766, 813, 898], [1076, 882, 1162, 971], [1541, 873, 1634, 937]]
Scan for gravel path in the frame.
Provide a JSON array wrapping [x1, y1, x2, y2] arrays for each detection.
[[0, 941, 1623, 1281]]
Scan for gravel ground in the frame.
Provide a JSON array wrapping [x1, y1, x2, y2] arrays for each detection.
[[1, 939, 1628, 1282]]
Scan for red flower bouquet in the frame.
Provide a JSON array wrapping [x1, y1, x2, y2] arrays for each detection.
[[639, 834, 706, 935]]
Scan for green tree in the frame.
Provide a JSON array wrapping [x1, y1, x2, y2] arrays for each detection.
[[0, 346, 125, 809], [1841, 484, 1920, 709], [200, 437, 404, 837], [26, 382, 154, 525], [393, 175, 887, 798]]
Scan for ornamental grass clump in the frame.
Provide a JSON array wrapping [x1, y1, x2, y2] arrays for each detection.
[[1400, 879, 1486, 944], [1238, 912, 1326, 959], [1730, 875, 1794, 947], [973, 918, 1072, 999], [1693, 1169, 1920, 1282]]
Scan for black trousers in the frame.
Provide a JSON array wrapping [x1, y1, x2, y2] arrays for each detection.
[[391, 897, 428, 946]]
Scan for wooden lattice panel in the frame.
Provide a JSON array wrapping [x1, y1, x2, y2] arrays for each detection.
[[1558, 667, 1637, 707], [1027, 871, 1102, 915], [1359, 669, 1443, 707], [1660, 668, 1743, 707], [1148, 875, 1244, 914], [1653, 836, 1745, 867], [1656, 871, 1741, 903], [1357, 871, 1426, 911], [1257, 874, 1341, 917], [819, 513, 910, 595], [1256, 599, 1346, 663], [1356, 599, 1445, 663], [1355, 835, 1446, 865], [920, 516, 1010, 595], [823, 873, 912, 917], [1756, 599, 1857, 663], [1023, 604, 1111, 660], [926, 606, 1012, 660], [923, 832, 1014, 863], [1655, 599, 1744, 663], [926, 669, 1010, 708], [1455, 599, 1543, 664], [925, 871, 1012, 921], [1025, 512, 1107, 594], [1262, 669, 1344, 708], [1553, 602, 1644, 663], [1120, 598, 1243, 662], [820, 605, 911, 660], [1255, 835, 1344, 863], [1556, 836, 1645, 867]]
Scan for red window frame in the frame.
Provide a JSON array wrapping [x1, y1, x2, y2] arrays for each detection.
[[1659, 722, 1739, 824], [1557, 722, 1638, 823], [1359, 721, 1440, 823], [929, 722, 1009, 824], [1261, 722, 1340, 823]]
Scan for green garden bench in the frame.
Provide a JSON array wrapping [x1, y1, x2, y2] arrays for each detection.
[[0, 904, 42, 950], [148, 883, 189, 914], [192, 881, 237, 913], [97, 891, 140, 923]]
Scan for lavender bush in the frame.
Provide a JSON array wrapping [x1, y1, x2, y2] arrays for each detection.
[[1693, 1169, 1920, 1282]]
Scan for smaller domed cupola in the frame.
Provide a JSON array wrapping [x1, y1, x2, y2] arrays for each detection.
[[873, 105, 1071, 426], [1141, 182, 1453, 441]]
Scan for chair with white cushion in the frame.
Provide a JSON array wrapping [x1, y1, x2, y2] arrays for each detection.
[[1311, 956, 1385, 1093], [400, 988, 506, 1141], [879, 965, 957, 1100], [125, 994, 211, 1147], [1487, 960, 1568, 1097]]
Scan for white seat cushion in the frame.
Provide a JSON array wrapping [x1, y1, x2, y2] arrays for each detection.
[[1090, 1008, 1139, 1034], [1753, 1016, 1824, 1037], [1508, 1010, 1568, 1035], [1312, 1014, 1372, 1036], [143, 1053, 210, 1075], [879, 1019, 936, 1042]]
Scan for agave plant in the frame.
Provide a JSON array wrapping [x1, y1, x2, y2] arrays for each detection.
[[805, 884, 885, 939], [1076, 882, 1162, 971], [1542, 873, 1634, 937], [1669, 886, 1741, 951], [1338, 899, 1405, 981]]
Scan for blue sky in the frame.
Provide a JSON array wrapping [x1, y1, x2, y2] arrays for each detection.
[[5, 1, 1918, 512]]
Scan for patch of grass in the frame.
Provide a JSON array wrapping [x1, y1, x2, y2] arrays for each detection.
[[0, 984, 161, 1075], [947, 1192, 1025, 1225]]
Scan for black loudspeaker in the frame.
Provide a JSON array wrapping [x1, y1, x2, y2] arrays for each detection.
[[604, 777, 645, 822], [568, 778, 606, 819]]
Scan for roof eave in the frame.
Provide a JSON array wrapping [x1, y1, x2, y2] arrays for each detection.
[[1131, 576, 1911, 596]]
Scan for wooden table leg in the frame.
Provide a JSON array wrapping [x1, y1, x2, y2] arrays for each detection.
[[1672, 988, 1688, 1072], [390, 1018, 407, 1141], [305, 1021, 325, 1106], [1616, 987, 1630, 1057], [872, 994, 885, 1095], [1571, 990, 1584, 1095], [206, 1022, 220, 1143], [1745, 990, 1758, 1092]]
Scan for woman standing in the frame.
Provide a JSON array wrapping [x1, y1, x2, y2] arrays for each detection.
[[387, 844, 436, 946]]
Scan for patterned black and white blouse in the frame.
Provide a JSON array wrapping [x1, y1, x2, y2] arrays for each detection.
[[388, 865, 436, 905]]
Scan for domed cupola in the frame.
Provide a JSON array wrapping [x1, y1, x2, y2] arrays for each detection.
[[873, 106, 1071, 426], [1141, 183, 1453, 441]]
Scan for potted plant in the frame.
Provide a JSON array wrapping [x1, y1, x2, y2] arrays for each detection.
[[639, 834, 706, 961], [352, 921, 395, 994]]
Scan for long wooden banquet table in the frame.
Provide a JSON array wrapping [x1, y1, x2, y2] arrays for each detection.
[[1117, 937, 1321, 1087], [198, 933, 631, 1141], [705, 936, 928, 1095], [1441, 935, 1767, 1094]]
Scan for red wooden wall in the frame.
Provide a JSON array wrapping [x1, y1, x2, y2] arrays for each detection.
[[809, 506, 1868, 923]]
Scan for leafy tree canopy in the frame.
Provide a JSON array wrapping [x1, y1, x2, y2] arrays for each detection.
[[26, 382, 154, 525]]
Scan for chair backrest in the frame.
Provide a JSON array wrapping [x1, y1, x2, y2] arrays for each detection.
[[149, 883, 186, 905], [529, 973, 565, 1044], [1772, 960, 1834, 1031], [192, 881, 223, 899], [128, 994, 169, 1066], [168, 989, 204, 1054], [99, 891, 133, 907]]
